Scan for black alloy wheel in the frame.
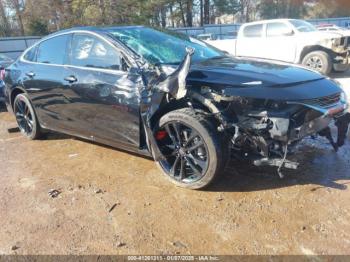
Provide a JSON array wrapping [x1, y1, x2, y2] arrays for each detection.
[[158, 121, 209, 184], [155, 108, 228, 189], [13, 93, 42, 139]]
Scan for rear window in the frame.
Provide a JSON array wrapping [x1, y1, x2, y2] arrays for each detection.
[[23, 46, 37, 62], [37, 35, 69, 64], [243, 24, 263, 38]]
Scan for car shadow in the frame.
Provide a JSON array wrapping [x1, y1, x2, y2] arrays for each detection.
[[19, 127, 350, 193], [43, 132, 72, 141], [207, 164, 348, 193], [207, 151, 350, 193], [0, 102, 7, 112]]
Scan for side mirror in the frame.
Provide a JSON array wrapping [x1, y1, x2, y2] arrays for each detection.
[[284, 29, 294, 36]]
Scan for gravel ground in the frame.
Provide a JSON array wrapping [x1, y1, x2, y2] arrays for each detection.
[[0, 73, 349, 255]]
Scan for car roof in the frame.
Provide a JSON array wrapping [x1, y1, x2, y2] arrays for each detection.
[[242, 18, 303, 26], [48, 25, 145, 37]]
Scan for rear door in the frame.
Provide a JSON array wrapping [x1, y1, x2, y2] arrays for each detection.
[[23, 34, 70, 130], [63, 33, 141, 147]]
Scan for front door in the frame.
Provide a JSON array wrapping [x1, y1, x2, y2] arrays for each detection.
[[63, 33, 141, 147]]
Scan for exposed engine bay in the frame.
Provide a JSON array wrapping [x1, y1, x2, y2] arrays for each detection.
[[140, 48, 350, 178], [192, 87, 350, 177]]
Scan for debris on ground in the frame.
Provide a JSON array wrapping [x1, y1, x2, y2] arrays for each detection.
[[7, 127, 20, 133], [108, 203, 118, 213], [68, 153, 78, 158], [170, 241, 187, 249], [116, 241, 126, 247], [48, 189, 61, 198], [11, 245, 19, 251], [95, 189, 103, 194], [216, 196, 224, 201]]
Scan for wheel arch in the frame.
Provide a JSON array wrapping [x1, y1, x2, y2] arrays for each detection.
[[139, 93, 218, 150], [299, 45, 334, 63], [10, 86, 27, 110]]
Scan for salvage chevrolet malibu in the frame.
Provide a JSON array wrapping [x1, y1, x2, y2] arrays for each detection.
[[3, 26, 350, 189]]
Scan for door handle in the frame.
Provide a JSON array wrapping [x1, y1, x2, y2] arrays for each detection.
[[64, 75, 77, 83], [26, 72, 35, 78]]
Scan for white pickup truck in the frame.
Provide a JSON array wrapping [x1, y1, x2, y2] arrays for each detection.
[[206, 19, 350, 75]]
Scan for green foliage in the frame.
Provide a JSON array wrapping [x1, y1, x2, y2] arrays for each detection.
[[260, 0, 307, 19], [28, 19, 49, 36], [1, 0, 350, 36], [213, 0, 241, 15]]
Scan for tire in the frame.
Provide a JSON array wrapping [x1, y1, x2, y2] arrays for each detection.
[[154, 108, 229, 189], [301, 51, 332, 75], [13, 93, 42, 140]]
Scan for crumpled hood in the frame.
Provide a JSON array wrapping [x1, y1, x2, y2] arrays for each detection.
[[186, 56, 342, 100], [301, 30, 350, 38], [301, 30, 346, 38], [187, 56, 324, 87]]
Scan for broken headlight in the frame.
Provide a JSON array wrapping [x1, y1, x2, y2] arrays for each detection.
[[331, 38, 341, 46], [340, 91, 349, 112], [340, 91, 347, 103]]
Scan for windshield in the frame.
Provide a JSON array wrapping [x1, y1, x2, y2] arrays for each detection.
[[290, 20, 317, 32], [108, 27, 224, 65]]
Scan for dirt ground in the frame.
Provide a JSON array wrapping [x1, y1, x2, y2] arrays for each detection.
[[0, 75, 350, 255]]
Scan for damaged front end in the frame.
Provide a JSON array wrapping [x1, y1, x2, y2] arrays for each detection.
[[203, 90, 350, 177], [139, 49, 350, 178]]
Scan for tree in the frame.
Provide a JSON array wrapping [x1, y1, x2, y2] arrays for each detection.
[[7, 0, 26, 35], [28, 18, 49, 35], [203, 0, 209, 24], [260, 0, 307, 19], [306, 0, 350, 18], [0, 0, 11, 36], [185, 0, 193, 27]]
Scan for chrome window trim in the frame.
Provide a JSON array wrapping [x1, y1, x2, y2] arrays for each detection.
[[20, 30, 133, 76]]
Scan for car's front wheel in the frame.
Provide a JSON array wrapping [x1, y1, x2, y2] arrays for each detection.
[[13, 93, 42, 140], [154, 108, 228, 189], [302, 51, 332, 75]]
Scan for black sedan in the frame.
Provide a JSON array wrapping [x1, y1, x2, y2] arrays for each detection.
[[0, 54, 13, 100], [3, 26, 350, 189]]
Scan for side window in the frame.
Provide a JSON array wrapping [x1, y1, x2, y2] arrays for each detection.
[[36, 35, 69, 64], [266, 23, 293, 37], [70, 34, 120, 70], [243, 24, 263, 38], [23, 46, 37, 62]]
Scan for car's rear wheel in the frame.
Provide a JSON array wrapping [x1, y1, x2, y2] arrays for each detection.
[[154, 108, 228, 189], [13, 93, 42, 140], [302, 51, 332, 75]]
